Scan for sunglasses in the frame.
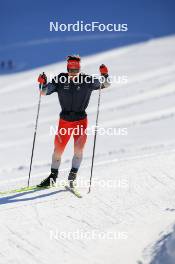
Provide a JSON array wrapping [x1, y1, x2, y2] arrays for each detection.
[[68, 69, 80, 73]]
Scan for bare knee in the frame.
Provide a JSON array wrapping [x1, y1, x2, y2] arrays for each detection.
[[53, 148, 62, 160], [74, 149, 84, 159]]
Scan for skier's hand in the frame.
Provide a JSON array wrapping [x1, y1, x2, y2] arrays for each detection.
[[99, 64, 108, 76], [38, 72, 47, 85], [40, 90, 46, 96]]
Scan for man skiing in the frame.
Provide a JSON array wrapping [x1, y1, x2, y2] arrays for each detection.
[[37, 55, 110, 189]]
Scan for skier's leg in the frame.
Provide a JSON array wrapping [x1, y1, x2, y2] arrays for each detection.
[[72, 118, 87, 169], [38, 119, 73, 187], [68, 118, 87, 187], [51, 133, 69, 170], [51, 118, 73, 170]]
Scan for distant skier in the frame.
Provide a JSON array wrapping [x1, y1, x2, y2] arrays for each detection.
[[37, 55, 110, 188], [0, 61, 5, 69], [8, 60, 13, 69]]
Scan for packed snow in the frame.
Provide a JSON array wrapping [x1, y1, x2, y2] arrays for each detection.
[[0, 35, 175, 264]]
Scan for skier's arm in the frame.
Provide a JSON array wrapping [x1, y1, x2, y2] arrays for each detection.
[[43, 81, 57, 95], [38, 73, 57, 95], [91, 64, 110, 90]]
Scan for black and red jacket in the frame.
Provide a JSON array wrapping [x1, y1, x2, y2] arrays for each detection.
[[43, 72, 110, 121]]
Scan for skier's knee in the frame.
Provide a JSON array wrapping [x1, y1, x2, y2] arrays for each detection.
[[53, 150, 62, 161], [75, 152, 83, 159]]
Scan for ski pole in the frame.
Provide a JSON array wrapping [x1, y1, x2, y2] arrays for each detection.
[[88, 83, 102, 193], [27, 82, 43, 187]]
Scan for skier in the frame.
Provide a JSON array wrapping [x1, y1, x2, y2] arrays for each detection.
[[0, 61, 5, 69], [8, 60, 13, 69], [37, 55, 110, 188]]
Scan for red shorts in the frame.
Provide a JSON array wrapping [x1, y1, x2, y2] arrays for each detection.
[[54, 118, 88, 156]]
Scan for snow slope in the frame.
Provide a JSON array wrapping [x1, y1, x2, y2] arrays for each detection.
[[0, 35, 175, 264]]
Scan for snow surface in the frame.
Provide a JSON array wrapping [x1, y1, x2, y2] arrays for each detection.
[[0, 35, 175, 264]]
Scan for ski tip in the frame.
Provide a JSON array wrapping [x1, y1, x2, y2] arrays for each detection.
[[65, 185, 83, 198]]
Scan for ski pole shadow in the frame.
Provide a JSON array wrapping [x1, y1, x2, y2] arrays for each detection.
[[0, 188, 68, 205]]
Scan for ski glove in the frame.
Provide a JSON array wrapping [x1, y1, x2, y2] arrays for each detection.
[[99, 64, 108, 76], [38, 72, 47, 85]]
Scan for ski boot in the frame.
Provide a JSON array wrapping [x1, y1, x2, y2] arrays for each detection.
[[68, 168, 78, 189], [37, 168, 58, 188]]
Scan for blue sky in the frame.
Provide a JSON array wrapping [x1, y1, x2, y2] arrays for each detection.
[[0, 0, 175, 73]]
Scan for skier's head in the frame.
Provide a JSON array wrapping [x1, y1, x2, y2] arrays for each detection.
[[67, 55, 81, 77]]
